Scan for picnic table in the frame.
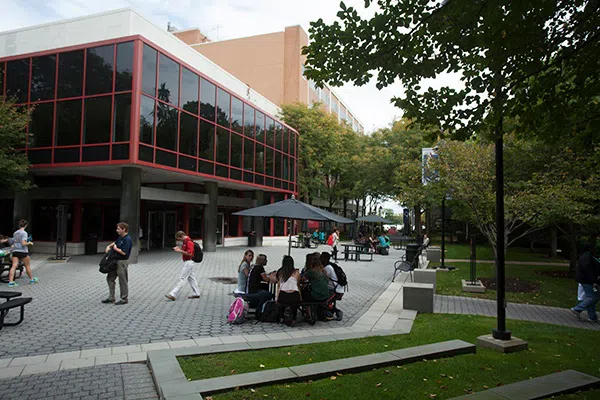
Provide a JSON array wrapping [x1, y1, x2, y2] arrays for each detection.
[[390, 236, 415, 250], [342, 244, 373, 262]]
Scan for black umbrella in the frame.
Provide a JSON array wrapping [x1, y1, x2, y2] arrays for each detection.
[[356, 215, 393, 224], [233, 196, 353, 255]]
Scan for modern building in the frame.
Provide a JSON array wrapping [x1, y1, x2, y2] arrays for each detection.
[[172, 26, 365, 133], [0, 9, 299, 261]]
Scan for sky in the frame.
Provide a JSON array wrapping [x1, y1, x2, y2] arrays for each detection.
[[0, 0, 409, 213]]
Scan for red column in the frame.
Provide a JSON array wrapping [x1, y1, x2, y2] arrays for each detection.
[[72, 200, 82, 242]]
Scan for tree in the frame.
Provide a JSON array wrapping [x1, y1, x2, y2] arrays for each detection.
[[0, 97, 32, 190]]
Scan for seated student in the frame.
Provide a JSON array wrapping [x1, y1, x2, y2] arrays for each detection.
[[234, 249, 254, 296], [276, 255, 301, 326], [318, 230, 326, 244], [312, 229, 319, 241], [320, 252, 344, 321], [244, 254, 273, 311], [301, 253, 330, 303], [377, 233, 390, 248], [367, 235, 377, 253], [422, 233, 431, 248]]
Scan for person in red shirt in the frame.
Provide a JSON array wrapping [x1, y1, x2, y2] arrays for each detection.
[[165, 231, 201, 301]]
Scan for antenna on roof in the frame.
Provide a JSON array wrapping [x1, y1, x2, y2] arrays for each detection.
[[167, 22, 177, 32]]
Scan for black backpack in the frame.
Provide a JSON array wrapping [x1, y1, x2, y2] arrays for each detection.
[[190, 240, 203, 263], [99, 250, 118, 274], [257, 300, 280, 322], [330, 263, 348, 288]]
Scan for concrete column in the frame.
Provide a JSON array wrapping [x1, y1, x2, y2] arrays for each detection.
[[203, 182, 218, 252], [253, 190, 264, 247], [13, 191, 31, 231], [120, 167, 141, 264]]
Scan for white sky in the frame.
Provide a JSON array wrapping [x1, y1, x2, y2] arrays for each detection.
[[0, 0, 413, 212]]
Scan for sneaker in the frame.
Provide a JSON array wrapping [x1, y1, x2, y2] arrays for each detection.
[[29, 277, 39, 284], [588, 318, 598, 323], [101, 299, 115, 304], [165, 295, 176, 301], [335, 310, 344, 321], [7, 281, 18, 287], [187, 295, 200, 299], [114, 300, 128, 305], [570, 308, 582, 320]]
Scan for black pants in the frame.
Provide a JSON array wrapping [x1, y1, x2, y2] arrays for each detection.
[[245, 290, 272, 310], [332, 246, 338, 261], [277, 291, 302, 321]]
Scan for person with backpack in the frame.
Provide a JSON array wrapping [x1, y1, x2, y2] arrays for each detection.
[[244, 254, 274, 312], [320, 252, 345, 321], [328, 228, 340, 261], [165, 231, 201, 301], [571, 243, 600, 322], [276, 255, 302, 326], [234, 249, 254, 296]]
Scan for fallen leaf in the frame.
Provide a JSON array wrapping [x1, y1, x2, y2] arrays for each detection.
[[440, 386, 447, 390], [330, 376, 337, 380], [206, 397, 213, 400], [376, 383, 382, 387], [483, 385, 489, 389], [384, 345, 389, 348], [336, 372, 343, 376], [423, 378, 428, 382], [259, 364, 265, 368], [230, 370, 235, 374], [429, 395, 437, 399], [449, 376, 454, 380], [251, 389, 256, 393], [287, 352, 291, 356], [384, 370, 390, 374], [440, 374, 446, 377]]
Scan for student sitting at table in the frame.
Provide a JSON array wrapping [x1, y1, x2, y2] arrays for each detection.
[[300, 252, 331, 321], [234, 249, 254, 297], [320, 252, 345, 321], [318, 230, 326, 244], [244, 254, 274, 312], [377, 233, 390, 248], [276, 255, 302, 326]]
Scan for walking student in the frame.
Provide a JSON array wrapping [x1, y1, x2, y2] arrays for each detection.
[[571, 243, 600, 322], [166, 231, 200, 301], [102, 222, 132, 305], [5, 219, 37, 287]]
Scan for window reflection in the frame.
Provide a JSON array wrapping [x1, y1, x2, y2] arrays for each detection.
[[244, 138, 254, 171], [116, 42, 133, 92], [231, 97, 243, 133], [216, 88, 230, 127], [113, 94, 131, 142], [142, 44, 157, 96], [58, 50, 84, 99], [255, 144, 265, 174], [216, 127, 229, 164], [139, 95, 155, 145], [86, 45, 114, 95], [29, 102, 54, 148], [181, 67, 199, 114], [200, 78, 216, 121], [6, 59, 30, 103], [55, 99, 82, 146], [156, 102, 178, 151], [84, 96, 111, 144], [158, 54, 179, 106], [256, 111, 265, 142], [31, 55, 56, 101], [179, 112, 197, 156], [230, 132, 242, 168], [199, 120, 214, 161], [243, 103, 254, 137]]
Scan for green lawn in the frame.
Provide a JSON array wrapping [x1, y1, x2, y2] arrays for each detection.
[[439, 243, 567, 263], [433, 261, 582, 308], [179, 314, 600, 399]]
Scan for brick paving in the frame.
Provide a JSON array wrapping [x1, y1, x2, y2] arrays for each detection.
[[0, 245, 396, 360], [0, 363, 157, 400], [434, 294, 600, 331]]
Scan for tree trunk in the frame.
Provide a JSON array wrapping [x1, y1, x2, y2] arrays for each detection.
[[549, 226, 557, 258], [414, 205, 422, 236], [568, 223, 577, 273]]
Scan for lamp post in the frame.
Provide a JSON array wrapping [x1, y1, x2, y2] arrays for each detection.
[[440, 196, 454, 270]]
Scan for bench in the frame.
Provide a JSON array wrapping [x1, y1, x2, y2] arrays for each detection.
[[449, 369, 600, 399], [403, 283, 434, 313], [0, 297, 32, 330], [0, 291, 22, 302], [413, 269, 437, 291]]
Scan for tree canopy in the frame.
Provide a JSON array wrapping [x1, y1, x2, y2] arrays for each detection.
[[0, 97, 32, 190]]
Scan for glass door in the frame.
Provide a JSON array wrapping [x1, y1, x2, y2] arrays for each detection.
[[164, 211, 177, 248], [217, 213, 224, 246], [148, 211, 164, 249]]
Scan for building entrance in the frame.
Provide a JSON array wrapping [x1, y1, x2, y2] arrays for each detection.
[[148, 211, 177, 249], [217, 213, 224, 246]]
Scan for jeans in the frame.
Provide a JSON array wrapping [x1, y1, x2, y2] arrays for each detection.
[[169, 260, 200, 298], [573, 283, 599, 321], [245, 290, 273, 310]]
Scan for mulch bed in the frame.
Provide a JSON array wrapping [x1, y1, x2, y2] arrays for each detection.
[[479, 277, 540, 293], [536, 270, 574, 279]]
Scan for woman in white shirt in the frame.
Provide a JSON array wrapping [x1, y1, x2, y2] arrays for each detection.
[[234, 249, 254, 296], [276, 255, 301, 325]]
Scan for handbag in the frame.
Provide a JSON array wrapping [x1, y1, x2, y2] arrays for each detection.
[[99, 250, 118, 274]]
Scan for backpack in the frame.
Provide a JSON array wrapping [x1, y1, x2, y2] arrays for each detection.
[[330, 262, 348, 288], [258, 300, 280, 323], [99, 250, 118, 274], [187, 239, 203, 263], [327, 234, 334, 246], [379, 247, 389, 256], [227, 298, 249, 324]]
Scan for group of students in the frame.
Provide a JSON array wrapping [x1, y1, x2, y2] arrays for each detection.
[[355, 227, 390, 254], [233, 249, 345, 325]]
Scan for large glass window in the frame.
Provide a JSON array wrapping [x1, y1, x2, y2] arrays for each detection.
[[83, 96, 111, 144], [142, 44, 157, 96], [181, 67, 199, 114], [6, 59, 30, 103], [266, 147, 274, 176], [230, 132, 242, 168], [113, 94, 131, 142], [156, 103, 178, 151], [282, 128, 289, 153], [243, 104, 254, 137], [200, 78, 216, 121], [29, 102, 54, 148], [216, 88, 230, 127], [244, 138, 254, 171], [199, 120, 214, 161], [291, 132, 296, 157], [115, 41, 133, 92], [30, 55, 56, 101], [55, 99, 82, 146], [139, 95, 155, 145], [179, 112, 197, 156], [216, 127, 229, 164], [291, 158, 296, 183], [255, 143, 265, 174], [266, 117, 275, 147], [231, 97, 243, 134], [275, 123, 283, 150], [283, 155, 289, 180], [275, 151, 282, 178], [86, 45, 114, 95], [58, 50, 84, 99], [256, 111, 265, 142], [158, 54, 179, 106]]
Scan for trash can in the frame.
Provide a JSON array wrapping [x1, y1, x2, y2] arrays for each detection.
[[247, 231, 257, 247], [406, 243, 421, 268], [85, 234, 98, 255]]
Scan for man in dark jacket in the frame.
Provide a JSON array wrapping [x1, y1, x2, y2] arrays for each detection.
[[571, 243, 600, 322]]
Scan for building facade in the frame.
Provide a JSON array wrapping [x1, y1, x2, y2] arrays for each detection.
[[173, 26, 364, 133], [0, 9, 298, 261]]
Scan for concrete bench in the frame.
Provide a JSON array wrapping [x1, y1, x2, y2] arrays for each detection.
[[426, 246, 441, 263], [449, 369, 600, 399], [413, 269, 437, 292], [403, 282, 434, 313]]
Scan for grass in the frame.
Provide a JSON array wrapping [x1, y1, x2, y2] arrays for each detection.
[[178, 314, 600, 399], [439, 243, 567, 263], [433, 261, 582, 308]]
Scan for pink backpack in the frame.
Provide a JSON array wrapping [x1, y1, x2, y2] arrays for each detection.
[[227, 297, 249, 324]]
